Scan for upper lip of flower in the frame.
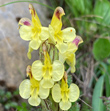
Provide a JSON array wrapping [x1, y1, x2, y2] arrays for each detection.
[[18, 4, 49, 52]]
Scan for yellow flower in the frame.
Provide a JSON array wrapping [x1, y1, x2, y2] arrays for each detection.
[[32, 52, 64, 88], [19, 4, 49, 59], [49, 7, 76, 53], [59, 36, 83, 73], [19, 66, 49, 106], [52, 78, 80, 110]]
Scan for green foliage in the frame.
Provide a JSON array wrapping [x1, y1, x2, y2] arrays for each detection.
[[0, 0, 54, 10], [15, 102, 29, 111], [67, 75, 72, 87], [5, 102, 18, 110], [93, 38, 110, 61], [94, 0, 110, 25], [100, 62, 110, 97], [92, 75, 104, 111], [0, 89, 40, 111], [65, 0, 92, 16], [81, 97, 91, 111], [69, 102, 80, 111]]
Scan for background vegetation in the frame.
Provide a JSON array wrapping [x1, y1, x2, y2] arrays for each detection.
[[1, 0, 110, 111]]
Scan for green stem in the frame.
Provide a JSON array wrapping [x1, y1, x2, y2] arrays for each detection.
[[0, 0, 54, 10], [41, 100, 50, 111], [49, 94, 59, 111]]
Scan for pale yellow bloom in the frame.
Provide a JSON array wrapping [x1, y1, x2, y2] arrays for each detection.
[[49, 7, 76, 53], [59, 36, 83, 73], [19, 4, 49, 59], [19, 66, 49, 106], [52, 78, 80, 110], [32, 52, 64, 88]]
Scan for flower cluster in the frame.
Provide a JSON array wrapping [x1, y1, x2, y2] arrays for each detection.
[[19, 4, 83, 110]]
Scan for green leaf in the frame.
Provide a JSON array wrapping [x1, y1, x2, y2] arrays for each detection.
[[99, 62, 110, 97], [94, 0, 110, 25], [81, 97, 92, 111], [65, 0, 92, 17], [67, 75, 72, 87], [92, 75, 104, 111], [93, 38, 110, 61], [6, 92, 12, 99], [69, 103, 80, 111], [5, 102, 18, 109], [105, 65, 110, 97]]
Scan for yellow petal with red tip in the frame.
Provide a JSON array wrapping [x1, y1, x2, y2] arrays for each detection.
[[72, 36, 83, 47], [19, 18, 32, 26], [51, 7, 65, 33], [29, 4, 41, 27]]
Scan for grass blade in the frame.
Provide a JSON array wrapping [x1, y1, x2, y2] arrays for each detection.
[[0, 0, 54, 10], [92, 75, 105, 111]]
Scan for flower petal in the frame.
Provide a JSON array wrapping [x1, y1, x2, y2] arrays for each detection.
[[40, 78, 54, 88], [19, 79, 31, 99], [67, 36, 83, 52], [52, 84, 61, 103], [72, 36, 83, 46], [48, 25, 56, 44], [28, 87, 41, 106], [59, 53, 66, 63], [61, 27, 76, 42], [52, 60, 64, 81], [29, 4, 41, 27], [40, 27, 49, 41], [32, 60, 43, 81], [51, 7, 65, 33], [39, 86, 49, 99], [27, 44, 33, 59], [67, 43, 78, 52], [29, 38, 41, 50], [69, 83, 80, 102], [59, 101, 71, 110], [66, 54, 76, 73], [19, 18, 32, 26], [28, 96, 41, 106], [19, 25, 33, 41], [56, 42, 68, 53]]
